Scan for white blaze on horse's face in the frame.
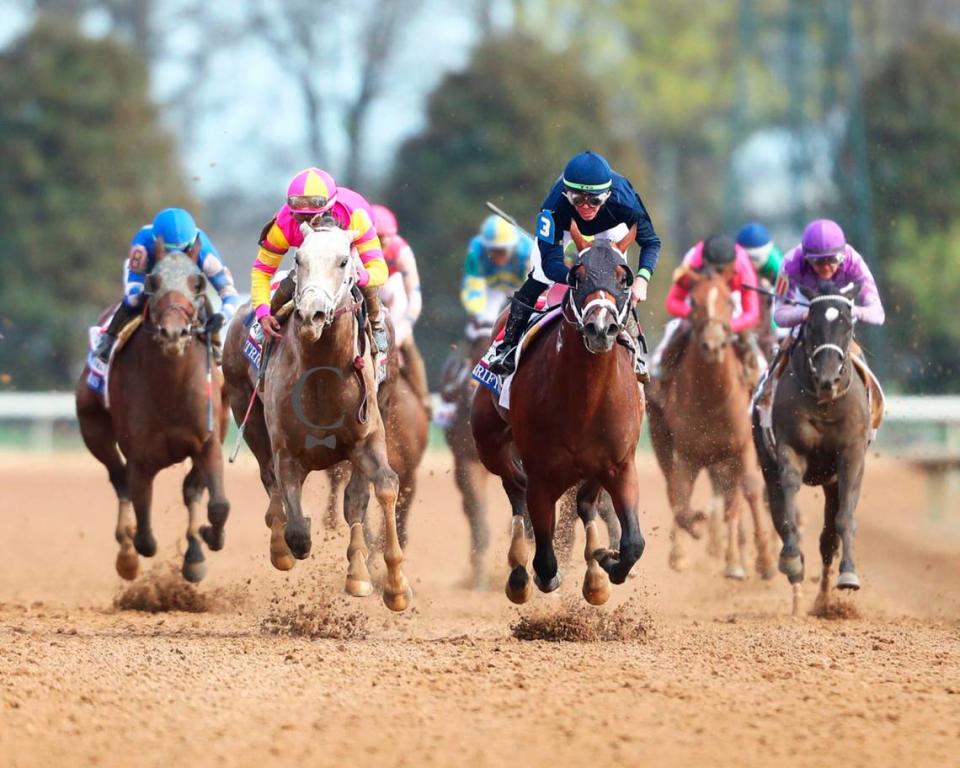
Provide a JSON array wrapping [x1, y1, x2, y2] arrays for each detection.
[[294, 225, 359, 340]]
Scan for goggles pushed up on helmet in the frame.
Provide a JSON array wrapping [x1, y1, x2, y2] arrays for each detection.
[[564, 190, 611, 208], [288, 195, 331, 211]]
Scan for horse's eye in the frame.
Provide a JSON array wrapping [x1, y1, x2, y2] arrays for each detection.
[[340, 258, 348, 268]]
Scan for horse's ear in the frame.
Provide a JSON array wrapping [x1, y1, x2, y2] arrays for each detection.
[[798, 285, 816, 301], [144, 273, 161, 294], [154, 235, 166, 259], [616, 224, 637, 254], [189, 273, 207, 296], [569, 220, 589, 253]]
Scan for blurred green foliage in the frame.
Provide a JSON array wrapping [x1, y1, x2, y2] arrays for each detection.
[[0, 18, 194, 389], [861, 26, 960, 391], [384, 33, 650, 380]]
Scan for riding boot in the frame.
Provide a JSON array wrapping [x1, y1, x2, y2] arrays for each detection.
[[624, 308, 650, 384], [361, 284, 388, 355], [95, 301, 141, 363], [270, 274, 296, 317], [487, 297, 536, 376], [401, 336, 432, 414]]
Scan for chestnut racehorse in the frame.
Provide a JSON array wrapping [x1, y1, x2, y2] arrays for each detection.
[[222, 223, 411, 611], [76, 252, 230, 583], [472, 238, 645, 606], [647, 266, 775, 580]]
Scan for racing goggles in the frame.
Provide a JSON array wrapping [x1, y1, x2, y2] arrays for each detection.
[[804, 250, 845, 267], [564, 190, 611, 208], [287, 194, 332, 211]]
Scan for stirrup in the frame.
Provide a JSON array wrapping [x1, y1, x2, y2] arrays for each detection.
[[487, 345, 516, 376]]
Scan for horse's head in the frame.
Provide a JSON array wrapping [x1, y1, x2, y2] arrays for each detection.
[[565, 239, 633, 355], [686, 266, 734, 363], [798, 279, 857, 399], [144, 252, 205, 357], [293, 220, 358, 342]]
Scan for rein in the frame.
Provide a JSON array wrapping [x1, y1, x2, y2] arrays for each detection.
[[562, 287, 630, 332]]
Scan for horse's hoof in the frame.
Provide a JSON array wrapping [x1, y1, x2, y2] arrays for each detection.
[[778, 552, 803, 579], [724, 565, 747, 581], [133, 530, 157, 558], [284, 526, 312, 560], [759, 564, 778, 581], [382, 582, 413, 612], [345, 577, 375, 598], [115, 550, 140, 581], [199, 524, 225, 552], [582, 571, 611, 606], [505, 566, 533, 604], [182, 559, 208, 584], [270, 549, 296, 571], [534, 571, 561, 594], [836, 571, 861, 591]]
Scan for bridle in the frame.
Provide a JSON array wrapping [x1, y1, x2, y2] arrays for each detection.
[[563, 246, 631, 335], [294, 238, 361, 326], [795, 294, 855, 401], [145, 290, 202, 339]]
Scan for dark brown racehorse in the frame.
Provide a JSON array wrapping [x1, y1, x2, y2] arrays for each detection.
[[472, 238, 644, 606], [222, 223, 411, 611], [76, 252, 230, 583], [752, 280, 871, 615], [647, 267, 775, 580]]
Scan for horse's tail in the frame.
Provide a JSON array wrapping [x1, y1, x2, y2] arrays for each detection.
[[646, 396, 674, 477]]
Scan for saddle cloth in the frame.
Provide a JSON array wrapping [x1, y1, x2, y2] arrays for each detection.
[[86, 308, 143, 408]]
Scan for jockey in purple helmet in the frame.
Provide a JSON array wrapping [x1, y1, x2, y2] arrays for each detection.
[[754, 218, 886, 408]]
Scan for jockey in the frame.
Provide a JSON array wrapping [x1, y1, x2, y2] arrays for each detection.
[[252, 168, 388, 354], [461, 215, 532, 334], [755, 218, 886, 411], [651, 234, 763, 384], [736, 222, 783, 287], [371, 203, 430, 409], [487, 151, 661, 381], [95, 208, 239, 362]]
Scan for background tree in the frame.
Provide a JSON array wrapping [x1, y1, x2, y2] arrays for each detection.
[[384, 33, 650, 379], [0, 18, 194, 389]]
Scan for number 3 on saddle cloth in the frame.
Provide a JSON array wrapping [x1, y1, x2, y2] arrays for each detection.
[[85, 308, 144, 408]]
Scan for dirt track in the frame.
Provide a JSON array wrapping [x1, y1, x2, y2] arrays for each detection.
[[1, 450, 958, 767]]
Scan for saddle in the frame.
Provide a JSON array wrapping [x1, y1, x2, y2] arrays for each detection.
[[86, 310, 143, 406]]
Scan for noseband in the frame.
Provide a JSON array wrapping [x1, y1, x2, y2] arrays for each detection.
[[146, 292, 202, 338]]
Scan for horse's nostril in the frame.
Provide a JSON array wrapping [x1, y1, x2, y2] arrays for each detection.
[[312, 311, 324, 324], [605, 324, 619, 338], [294, 308, 304, 322]]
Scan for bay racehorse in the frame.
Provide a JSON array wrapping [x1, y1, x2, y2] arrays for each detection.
[[76, 252, 230, 583], [222, 223, 411, 611], [472, 237, 645, 606], [752, 280, 871, 615], [647, 266, 775, 580]]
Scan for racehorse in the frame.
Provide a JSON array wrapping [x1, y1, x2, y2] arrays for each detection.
[[647, 266, 775, 580], [222, 223, 411, 611], [471, 236, 645, 606], [76, 252, 230, 583], [752, 280, 871, 615]]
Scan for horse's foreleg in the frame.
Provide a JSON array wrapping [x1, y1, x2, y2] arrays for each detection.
[[836, 460, 865, 591], [667, 457, 698, 572], [715, 464, 746, 581], [128, 463, 157, 558], [576, 479, 610, 605], [599, 460, 646, 585], [774, 447, 806, 615], [196, 436, 229, 554], [353, 436, 410, 612], [454, 456, 490, 590], [527, 479, 561, 594], [181, 463, 208, 584], [277, 455, 310, 560], [342, 468, 374, 597], [705, 468, 725, 559], [813, 483, 841, 614], [326, 463, 350, 532], [742, 454, 776, 580]]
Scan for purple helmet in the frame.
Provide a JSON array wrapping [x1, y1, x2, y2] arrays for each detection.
[[801, 219, 846, 259]]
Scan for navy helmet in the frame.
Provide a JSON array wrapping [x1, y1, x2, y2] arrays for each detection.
[[562, 151, 613, 193]]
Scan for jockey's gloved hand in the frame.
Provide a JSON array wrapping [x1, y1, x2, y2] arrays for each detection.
[[632, 277, 649, 303], [205, 312, 225, 333]]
